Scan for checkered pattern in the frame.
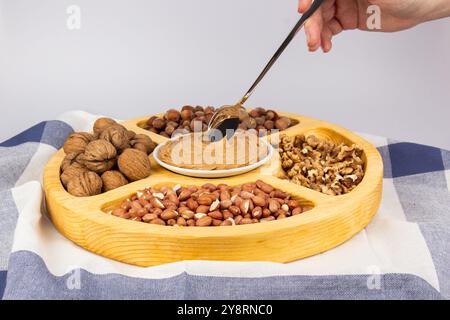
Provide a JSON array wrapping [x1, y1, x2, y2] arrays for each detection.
[[0, 112, 449, 300]]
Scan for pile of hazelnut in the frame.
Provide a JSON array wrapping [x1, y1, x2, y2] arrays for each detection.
[[110, 180, 312, 226], [143, 106, 296, 138], [279, 134, 365, 196], [60, 118, 157, 197]]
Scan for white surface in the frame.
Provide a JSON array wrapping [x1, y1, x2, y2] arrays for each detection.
[[0, 0, 449, 149]]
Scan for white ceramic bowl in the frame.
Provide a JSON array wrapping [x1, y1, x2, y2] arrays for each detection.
[[153, 138, 274, 178]]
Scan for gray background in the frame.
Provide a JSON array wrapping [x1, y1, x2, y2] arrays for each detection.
[[1, 0, 449, 149]]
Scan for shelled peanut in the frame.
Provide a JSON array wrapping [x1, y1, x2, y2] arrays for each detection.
[[143, 106, 296, 138], [110, 180, 312, 226]]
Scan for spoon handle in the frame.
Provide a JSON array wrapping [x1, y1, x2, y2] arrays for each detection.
[[238, 0, 324, 106]]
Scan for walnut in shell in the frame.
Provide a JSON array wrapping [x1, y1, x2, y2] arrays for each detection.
[[101, 170, 128, 192], [117, 148, 151, 181], [63, 132, 95, 154], [82, 140, 117, 174], [99, 125, 130, 152], [93, 117, 117, 135], [126, 130, 136, 140], [130, 134, 156, 155], [60, 152, 85, 172], [60, 165, 88, 187], [67, 171, 102, 197]]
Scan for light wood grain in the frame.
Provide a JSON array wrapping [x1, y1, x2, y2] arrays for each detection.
[[43, 112, 383, 267]]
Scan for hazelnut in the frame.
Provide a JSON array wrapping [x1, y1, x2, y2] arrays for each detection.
[[254, 117, 266, 126], [117, 148, 151, 181], [152, 118, 166, 130], [194, 111, 205, 118], [146, 116, 157, 127], [82, 140, 117, 174], [204, 106, 215, 114], [275, 117, 291, 130], [205, 113, 213, 123], [248, 109, 260, 118], [165, 109, 181, 122], [190, 120, 203, 132], [165, 124, 177, 136], [67, 171, 102, 197], [63, 132, 95, 155], [264, 120, 274, 130], [93, 117, 117, 135], [101, 170, 128, 192], [255, 107, 266, 114], [181, 109, 193, 120], [265, 110, 278, 121], [181, 105, 194, 112]]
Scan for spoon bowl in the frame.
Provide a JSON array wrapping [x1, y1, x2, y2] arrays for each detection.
[[207, 104, 247, 141]]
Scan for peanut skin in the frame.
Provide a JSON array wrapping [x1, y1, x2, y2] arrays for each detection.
[[113, 182, 310, 227]]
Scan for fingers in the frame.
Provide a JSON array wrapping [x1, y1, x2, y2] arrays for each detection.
[[327, 18, 343, 36], [321, 26, 333, 53], [304, 7, 323, 52], [299, 0, 339, 53], [298, 0, 313, 14]]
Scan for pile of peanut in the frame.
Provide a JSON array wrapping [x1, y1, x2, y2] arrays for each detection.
[[143, 106, 296, 138], [279, 134, 365, 196], [111, 181, 311, 226]]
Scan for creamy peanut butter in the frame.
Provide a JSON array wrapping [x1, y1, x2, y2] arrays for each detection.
[[158, 132, 269, 170]]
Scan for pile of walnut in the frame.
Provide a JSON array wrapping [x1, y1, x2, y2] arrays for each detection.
[[279, 134, 365, 196], [111, 181, 312, 226], [143, 106, 296, 138], [60, 118, 156, 197]]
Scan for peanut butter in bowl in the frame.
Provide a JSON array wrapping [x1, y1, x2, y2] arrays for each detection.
[[154, 131, 273, 177]]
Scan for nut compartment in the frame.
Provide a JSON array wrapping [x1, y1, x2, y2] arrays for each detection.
[[44, 112, 383, 267], [136, 107, 300, 139], [276, 127, 367, 197], [101, 181, 315, 226]]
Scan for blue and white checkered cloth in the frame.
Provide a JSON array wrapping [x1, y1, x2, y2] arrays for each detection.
[[0, 111, 449, 300]]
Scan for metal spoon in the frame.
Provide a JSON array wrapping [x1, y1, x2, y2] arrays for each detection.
[[208, 0, 324, 141]]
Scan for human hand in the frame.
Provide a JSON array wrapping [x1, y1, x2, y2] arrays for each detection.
[[299, 0, 450, 52]]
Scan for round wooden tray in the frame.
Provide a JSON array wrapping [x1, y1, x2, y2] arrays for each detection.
[[43, 112, 383, 267]]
